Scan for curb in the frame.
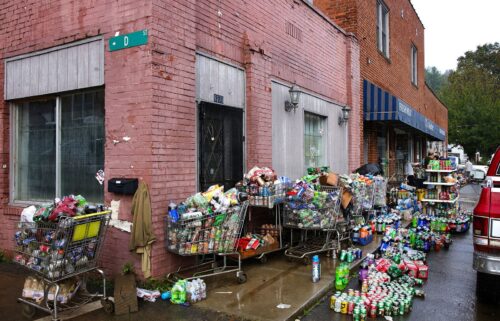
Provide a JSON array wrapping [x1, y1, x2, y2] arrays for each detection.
[[286, 242, 376, 321]]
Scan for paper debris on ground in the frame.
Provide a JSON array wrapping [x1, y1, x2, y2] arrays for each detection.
[[136, 288, 161, 302], [276, 303, 291, 309]]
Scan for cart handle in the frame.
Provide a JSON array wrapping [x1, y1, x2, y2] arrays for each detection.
[[73, 210, 112, 221]]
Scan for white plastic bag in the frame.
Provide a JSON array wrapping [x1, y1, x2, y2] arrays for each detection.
[[21, 206, 36, 222]]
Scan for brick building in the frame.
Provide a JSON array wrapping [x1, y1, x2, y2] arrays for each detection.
[[316, 0, 448, 179], [0, 0, 360, 277]]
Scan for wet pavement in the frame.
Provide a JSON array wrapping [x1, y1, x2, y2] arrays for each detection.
[[2, 229, 385, 321], [301, 184, 500, 321], [3, 184, 499, 321]]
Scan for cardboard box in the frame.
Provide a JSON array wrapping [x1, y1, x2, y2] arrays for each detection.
[[319, 173, 339, 186], [341, 190, 353, 209], [405, 261, 418, 278], [414, 261, 429, 280]]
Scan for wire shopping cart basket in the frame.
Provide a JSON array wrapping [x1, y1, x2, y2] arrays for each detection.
[[165, 202, 249, 283], [14, 211, 113, 320], [283, 186, 344, 263]]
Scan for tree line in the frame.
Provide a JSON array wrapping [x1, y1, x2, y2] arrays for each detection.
[[425, 43, 500, 161]]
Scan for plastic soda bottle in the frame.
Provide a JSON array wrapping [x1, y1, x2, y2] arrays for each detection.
[[312, 255, 321, 282]]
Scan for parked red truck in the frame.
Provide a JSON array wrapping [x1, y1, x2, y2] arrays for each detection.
[[473, 146, 500, 301]]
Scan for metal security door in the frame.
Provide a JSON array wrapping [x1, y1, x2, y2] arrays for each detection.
[[199, 103, 243, 191]]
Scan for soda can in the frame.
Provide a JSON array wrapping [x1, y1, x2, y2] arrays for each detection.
[[341, 299, 348, 314], [392, 301, 399, 316], [348, 301, 355, 315], [369, 303, 377, 318], [340, 250, 347, 261], [330, 295, 336, 310], [399, 300, 405, 315], [385, 300, 392, 316], [404, 299, 410, 314], [378, 301, 385, 316], [353, 307, 360, 320], [361, 307, 367, 320]]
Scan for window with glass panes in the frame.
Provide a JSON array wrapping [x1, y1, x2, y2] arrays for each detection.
[[304, 112, 327, 169], [13, 89, 105, 203], [377, 0, 390, 57], [411, 44, 418, 85]]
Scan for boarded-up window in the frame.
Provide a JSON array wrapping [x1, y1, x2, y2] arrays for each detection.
[[5, 37, 104, 100]]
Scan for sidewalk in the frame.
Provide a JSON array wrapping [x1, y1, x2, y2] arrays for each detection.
[[196, 235, 383, 321], [2, 224, 402, 321]]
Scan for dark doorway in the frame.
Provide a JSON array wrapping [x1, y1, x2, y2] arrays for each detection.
[[199, 102, 244, 191]]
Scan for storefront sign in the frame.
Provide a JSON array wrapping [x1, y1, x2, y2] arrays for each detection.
[[363, 80, 446, 141], [109, 30, 148, 52], [398, 100, 413, 117]]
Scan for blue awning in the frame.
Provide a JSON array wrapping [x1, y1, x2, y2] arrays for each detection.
[[363, 80, 446, 141]]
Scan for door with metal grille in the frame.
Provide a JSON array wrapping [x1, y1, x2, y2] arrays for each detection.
[[199, 103, 243, 191]]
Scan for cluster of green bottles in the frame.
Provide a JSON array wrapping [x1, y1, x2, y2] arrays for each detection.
[[335, 262, 350, 290]]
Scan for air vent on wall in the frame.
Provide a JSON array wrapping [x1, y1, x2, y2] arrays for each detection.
[[286, 21, 303, 42]]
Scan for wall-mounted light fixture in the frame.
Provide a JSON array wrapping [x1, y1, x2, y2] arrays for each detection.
[[284, 84, 301, 112], [338, 105, 351, 125]]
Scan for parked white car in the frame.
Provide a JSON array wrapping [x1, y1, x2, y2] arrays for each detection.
[[471, 165, 488, 182]]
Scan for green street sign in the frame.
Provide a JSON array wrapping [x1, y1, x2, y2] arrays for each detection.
[[109, 30, 148, 52]]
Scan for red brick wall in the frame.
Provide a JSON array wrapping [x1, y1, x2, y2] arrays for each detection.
[[316, 0, 448, 157], [0, 0, 154, 276], [315, 0, 358, 34], [424, 84, 448, 141], [0, 0, 360, 278], [148, 0, 361, 276]]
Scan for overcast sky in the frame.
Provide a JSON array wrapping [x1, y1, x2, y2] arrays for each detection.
[[411, 0, 500, 72]]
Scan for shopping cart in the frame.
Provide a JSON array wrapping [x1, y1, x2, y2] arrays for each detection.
[[283, 186, 343, 264], [14, 211, 112, 321], [237, 182, 290, 208], [351, 182, 375, 224], [166, 202, 249, 283]]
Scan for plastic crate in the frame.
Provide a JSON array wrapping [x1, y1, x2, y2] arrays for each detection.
[[353, 234, 373, 246]]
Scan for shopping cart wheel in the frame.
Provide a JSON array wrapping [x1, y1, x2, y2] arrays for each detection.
[[259, 255, 268, 264], [101, 298, 115, 314], [21, 303, 36, 319], [303, 256, 311, 265], [237, 272, 247, 284]]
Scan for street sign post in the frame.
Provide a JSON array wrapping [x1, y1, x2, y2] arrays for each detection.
[[109, 30, 148, 52]]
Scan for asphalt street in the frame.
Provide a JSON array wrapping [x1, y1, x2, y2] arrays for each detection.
[[302, 184, 500, 321]]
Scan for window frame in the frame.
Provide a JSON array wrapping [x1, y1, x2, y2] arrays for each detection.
[[303, 111, 328, 170], [377, 0, 390, 58], [411, 44, 418, 86], [10, 88, 104, 205]]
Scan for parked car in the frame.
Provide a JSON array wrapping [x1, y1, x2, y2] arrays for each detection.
[[473, 146, 500, 302], [471, 165, 488, 183]]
